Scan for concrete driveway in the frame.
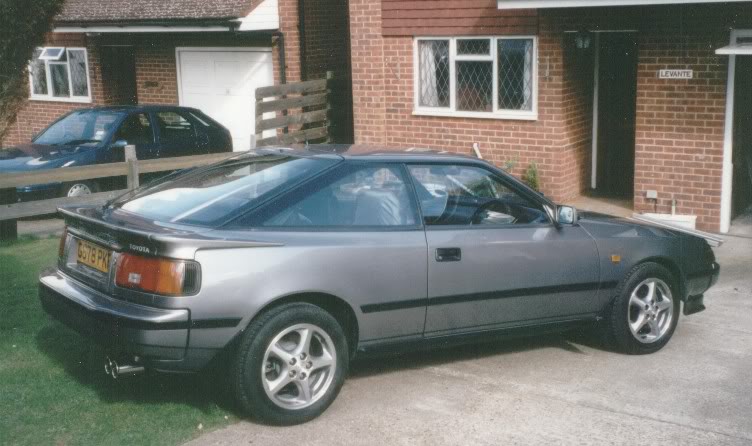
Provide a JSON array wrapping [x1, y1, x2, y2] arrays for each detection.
[[188, 237, 752, 446]]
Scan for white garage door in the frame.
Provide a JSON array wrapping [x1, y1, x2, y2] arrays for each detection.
[[177, 48, 273, 151]]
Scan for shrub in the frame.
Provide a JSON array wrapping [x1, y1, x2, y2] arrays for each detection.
[[0, 0, 65, 145], [523, 162, 539, 191]]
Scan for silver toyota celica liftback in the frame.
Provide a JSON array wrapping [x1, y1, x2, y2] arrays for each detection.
[[40, 145, 719, 424]]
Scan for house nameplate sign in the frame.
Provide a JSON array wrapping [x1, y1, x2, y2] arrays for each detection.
[[658, 69, 693, 79]]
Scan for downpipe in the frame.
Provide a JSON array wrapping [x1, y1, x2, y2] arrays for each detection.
[[104, 356, 145, 379]]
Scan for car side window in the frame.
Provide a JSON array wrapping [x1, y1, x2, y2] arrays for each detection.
[[260, 165, 418, 228], [156, 111, 195, 144], [407, 164, 549, 227], [114, 113, 154, 146]]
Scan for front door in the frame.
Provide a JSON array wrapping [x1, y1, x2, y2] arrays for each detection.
[[100, 46, 137, 105], [595, 33, 638, 197], [177, 49, 274, 151], [406, 164, 601, 336]]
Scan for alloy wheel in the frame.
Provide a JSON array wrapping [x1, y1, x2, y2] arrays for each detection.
[[627, 278, 674, 344], [261, 323, 337, 410]]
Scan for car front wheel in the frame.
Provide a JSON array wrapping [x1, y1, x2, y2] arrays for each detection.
[[231, 303, 349, 425], [607, 262, 680, 355]]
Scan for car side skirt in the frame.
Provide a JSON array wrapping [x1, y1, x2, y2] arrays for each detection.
[[356, 313, 599, 357]]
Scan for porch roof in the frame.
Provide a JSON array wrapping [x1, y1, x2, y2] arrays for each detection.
[[498, 0, 750, 9]]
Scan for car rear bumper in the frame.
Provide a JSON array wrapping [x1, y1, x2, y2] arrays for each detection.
[[39, 268, 220, 372]]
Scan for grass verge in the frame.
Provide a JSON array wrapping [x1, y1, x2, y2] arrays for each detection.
[[0, 238, 235, 445]]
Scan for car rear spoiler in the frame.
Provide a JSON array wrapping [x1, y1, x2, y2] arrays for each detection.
[[58, 206, 283, 259], [630, 214, 724, 247]]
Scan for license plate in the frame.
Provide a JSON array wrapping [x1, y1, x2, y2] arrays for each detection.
[[76, 239, 111, 274]]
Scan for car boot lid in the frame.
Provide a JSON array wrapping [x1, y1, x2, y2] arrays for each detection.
[[59, 205, 282, 260]]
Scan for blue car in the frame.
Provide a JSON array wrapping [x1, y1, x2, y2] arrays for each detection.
[[0, 105, 233, 201]]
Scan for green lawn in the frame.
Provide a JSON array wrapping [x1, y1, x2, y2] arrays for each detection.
[[0, 237, 235, 445]]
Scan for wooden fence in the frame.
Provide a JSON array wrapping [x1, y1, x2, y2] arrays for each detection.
[[255, 72, 332, 147], [0, 146, 237, 240]]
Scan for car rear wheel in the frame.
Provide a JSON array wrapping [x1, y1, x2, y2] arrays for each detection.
[[606, 262, 680, 355], [62, 181, 98, 198], [231, 303, 349, 425]]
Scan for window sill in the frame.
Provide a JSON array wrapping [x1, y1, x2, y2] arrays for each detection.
[[29, 95, 92, 104], [412, 109, 538, 121]]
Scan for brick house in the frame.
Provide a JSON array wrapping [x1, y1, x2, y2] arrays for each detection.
[[3, 0, 354, 150], [347, 0, 752, 233]]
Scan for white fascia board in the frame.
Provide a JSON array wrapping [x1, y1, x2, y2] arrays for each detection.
[[716, 44, 752, 55], [54, 26, 230, 33], [235, 0, 279, 32], [498, 0, 750, 9]]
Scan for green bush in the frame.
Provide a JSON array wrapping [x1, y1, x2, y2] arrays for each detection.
[[0, 0, 65, 144], [523, 162, 539, 191]]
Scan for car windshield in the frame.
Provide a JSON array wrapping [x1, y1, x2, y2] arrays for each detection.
[[115, 153, 339, 227], [34, 110, 123, 146]]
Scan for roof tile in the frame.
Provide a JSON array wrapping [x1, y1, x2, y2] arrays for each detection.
[[56, 0, 260, 24]]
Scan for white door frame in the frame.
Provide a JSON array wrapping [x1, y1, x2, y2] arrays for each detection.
[[175, 46, 273, 107], [720, 30, 752, 233], [591, 32, 601, 189]]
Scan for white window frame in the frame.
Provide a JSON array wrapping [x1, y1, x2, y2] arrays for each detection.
[[38, 47, 66, 61], [29, 47, 92, 103], [413, 36, 538, 121]]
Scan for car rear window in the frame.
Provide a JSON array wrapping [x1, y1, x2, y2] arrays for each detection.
[[114, 153, 338, 226]]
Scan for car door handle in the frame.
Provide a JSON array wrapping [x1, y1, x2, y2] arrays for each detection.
[[436, 247, 461, 262]]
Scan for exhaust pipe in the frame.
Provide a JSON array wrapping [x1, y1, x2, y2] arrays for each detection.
[[105, 356, 145, 379]]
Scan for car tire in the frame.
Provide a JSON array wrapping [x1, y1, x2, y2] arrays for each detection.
[[606, 262, 681, 355], [230, 303, 349, 425], [61, 181, 99, 198]]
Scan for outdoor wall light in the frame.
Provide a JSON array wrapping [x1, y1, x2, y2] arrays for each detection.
[[575, 31, 592, 50]]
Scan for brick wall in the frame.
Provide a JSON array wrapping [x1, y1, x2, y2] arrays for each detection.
[[134, 43, 179, 105], [348, 2, 752, 231], [547, 5, 751, 231], [349, 0, 388, 146], [348, 1, 587, 202], [276, 0, 302, 84], [632, 31, 729, 231]]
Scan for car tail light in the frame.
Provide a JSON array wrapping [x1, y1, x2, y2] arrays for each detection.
[[115, 253, 200, 296], [58, 227, 68, 258]]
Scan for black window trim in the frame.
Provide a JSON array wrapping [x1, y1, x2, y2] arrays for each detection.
[[402, 159, 555, 231]]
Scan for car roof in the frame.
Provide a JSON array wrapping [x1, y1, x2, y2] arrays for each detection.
[[266, 144, 488, 164], [68, 105, 203, 114]]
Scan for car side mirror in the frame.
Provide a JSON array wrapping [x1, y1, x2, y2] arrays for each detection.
[[111, 139, 128, 149], [557, 205, 578, 225]]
